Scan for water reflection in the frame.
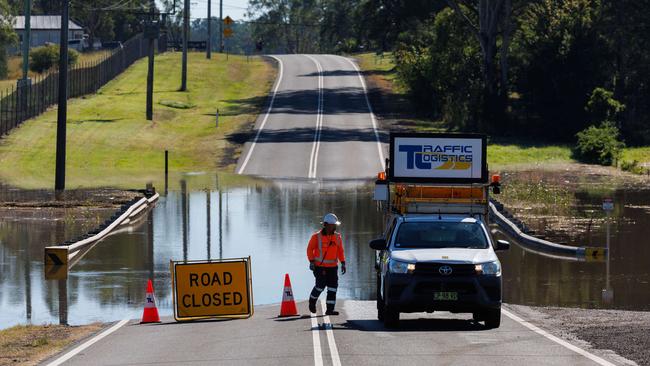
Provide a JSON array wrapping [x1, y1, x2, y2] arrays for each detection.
[[0, 178, 649, 329]]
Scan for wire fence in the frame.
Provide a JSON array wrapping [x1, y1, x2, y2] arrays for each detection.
[[0, 33, 167, 136]]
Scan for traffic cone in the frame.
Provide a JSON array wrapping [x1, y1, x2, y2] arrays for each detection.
[[279, 273, 299, 317], [141, 279, 161, 323]]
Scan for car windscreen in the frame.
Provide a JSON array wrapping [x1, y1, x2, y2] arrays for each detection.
[[394, 222, 489, 249]]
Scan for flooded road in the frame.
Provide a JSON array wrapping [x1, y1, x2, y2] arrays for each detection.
[[1, 176, 649, 329]]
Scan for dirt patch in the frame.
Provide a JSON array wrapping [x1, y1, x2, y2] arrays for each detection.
[[0, 187, 141, 209], [506, 304, 649, 366], [0, 323, 103, 366]]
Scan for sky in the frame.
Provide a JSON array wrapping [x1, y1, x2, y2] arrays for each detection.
[[157, 0, 251, 21]]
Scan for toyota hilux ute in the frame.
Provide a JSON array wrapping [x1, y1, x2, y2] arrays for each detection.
[[370, 132, 510, 328]]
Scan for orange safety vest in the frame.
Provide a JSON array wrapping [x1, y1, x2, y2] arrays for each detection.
[[307, 231, 346, 267]]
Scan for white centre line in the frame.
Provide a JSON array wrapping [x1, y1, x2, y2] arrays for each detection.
[[45, 318, 129, 366], [320, 300, 342, 366], [340, 56, 386, 171], [236, 55, 284, 175], [502, 308, 616, 366], [305, 55, 324, 179], [310, 311, 324, 366]]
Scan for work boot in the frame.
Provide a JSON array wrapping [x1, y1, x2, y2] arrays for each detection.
[[325, 309, 339, 316], [309, 299, 317, 313]]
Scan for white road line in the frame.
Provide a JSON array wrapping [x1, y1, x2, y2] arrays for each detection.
[[305, 55, 324, 179], [236, 55, 284, 175], [320, 300, 342, 366], [502, 308, 616, 366], [310, 311, 324, 366], [341, 56, 386, 171], [45, 318, 129, 366]]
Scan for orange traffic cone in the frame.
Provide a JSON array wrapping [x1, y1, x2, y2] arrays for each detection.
[[141, 279, 161, 323], [279, 273, 299, 317]]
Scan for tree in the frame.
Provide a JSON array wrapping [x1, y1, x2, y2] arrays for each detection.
[[445, 0, 521, 129], [0, 0, 16, 78]]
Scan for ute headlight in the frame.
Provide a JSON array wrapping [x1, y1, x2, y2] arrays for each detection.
[[475, 261, 501, 276], [389, 259, 416, 274]]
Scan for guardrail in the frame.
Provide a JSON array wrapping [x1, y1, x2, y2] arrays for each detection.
[[489, 200, 606, 259], [44, 190, 159, 273]]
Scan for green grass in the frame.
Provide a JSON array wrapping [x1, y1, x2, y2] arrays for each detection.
[[0, 52, 275, 189], [622, 147, 650, 164], [355, 52, 403, 92], [488, 143, 574, 168]]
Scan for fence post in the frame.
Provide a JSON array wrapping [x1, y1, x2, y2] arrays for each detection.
[[11, 86, 15, 129], [0, 90, 4, 135]]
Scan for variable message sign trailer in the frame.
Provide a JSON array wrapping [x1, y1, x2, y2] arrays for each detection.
[[370, 133, 510, 329]]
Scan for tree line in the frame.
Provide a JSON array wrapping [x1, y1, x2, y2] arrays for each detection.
[[248, 0, 650, 148]]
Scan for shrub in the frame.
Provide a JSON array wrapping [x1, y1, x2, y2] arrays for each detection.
[[620, 160, 647, 175], [574, 122, 625, 165], [29, 44, 79, 73]]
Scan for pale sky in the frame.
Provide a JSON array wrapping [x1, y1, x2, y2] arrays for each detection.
[[157, 0, 251, 21]]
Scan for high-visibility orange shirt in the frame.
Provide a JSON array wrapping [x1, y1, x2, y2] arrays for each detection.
[[307, 231, 346, 267]]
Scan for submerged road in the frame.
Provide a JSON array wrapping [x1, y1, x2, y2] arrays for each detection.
[[45, 301, 619, 366], [235, 54, 386, 180]]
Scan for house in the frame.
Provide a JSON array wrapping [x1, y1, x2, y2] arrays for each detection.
[[12, 15, 85, 52]]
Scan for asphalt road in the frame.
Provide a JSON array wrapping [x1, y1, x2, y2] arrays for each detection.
[[235, 54, 386, 180], [45, 301, 620, 366]]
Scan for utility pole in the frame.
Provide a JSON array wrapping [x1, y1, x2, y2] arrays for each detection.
[[20, 0, 31, 84], [55, 0, 69, 193], [219, 0, 223, 52], [180, 0, 189, 91], [206, 0, 211, 59], [145, 0, 157, 120]]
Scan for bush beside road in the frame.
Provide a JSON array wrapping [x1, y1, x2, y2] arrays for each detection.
[[0, 52, 275, 189]]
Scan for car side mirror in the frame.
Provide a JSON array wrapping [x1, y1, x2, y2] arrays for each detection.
[[369, 238, 387, 251], [496, 239, 510, 251]]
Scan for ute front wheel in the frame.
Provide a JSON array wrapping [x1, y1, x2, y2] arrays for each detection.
[[484, 308, 501, 329], [383, 306, 400, 328]]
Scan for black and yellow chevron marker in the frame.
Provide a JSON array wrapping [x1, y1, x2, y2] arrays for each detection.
[[584, 247, 607, 262], [44, 264, 68, 280], [44, 247, 69, 266]]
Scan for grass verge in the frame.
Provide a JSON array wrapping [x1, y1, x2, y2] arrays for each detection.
[[0, 323, 102, 366], [0, 52, 275, 189]]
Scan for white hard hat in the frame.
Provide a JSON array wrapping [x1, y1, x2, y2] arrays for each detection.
[[322, 213, 341, 225]]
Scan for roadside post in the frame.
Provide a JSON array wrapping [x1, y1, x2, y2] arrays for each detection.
[[164, 150, 169, 195], [215, 108, 219, 127], [170, 257, 253, 321], [602, 197, 614, 304], [144, 2, 159, 121]]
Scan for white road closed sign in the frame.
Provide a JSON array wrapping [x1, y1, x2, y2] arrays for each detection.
[[390, 133, 487, 183]]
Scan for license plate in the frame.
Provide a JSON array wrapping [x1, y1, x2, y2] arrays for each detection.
[[434, 292, 458, 301]]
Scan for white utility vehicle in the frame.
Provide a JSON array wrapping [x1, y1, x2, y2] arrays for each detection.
[[370, 133, 509, 328]]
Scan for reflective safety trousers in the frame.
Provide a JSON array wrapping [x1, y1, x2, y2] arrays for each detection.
[[307, 231, 346, 267]]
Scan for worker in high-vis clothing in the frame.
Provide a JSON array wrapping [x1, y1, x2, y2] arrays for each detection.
[[307, 213, 346, 315]]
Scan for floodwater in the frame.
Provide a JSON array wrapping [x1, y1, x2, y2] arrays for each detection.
[[0, 177, 649, 329]]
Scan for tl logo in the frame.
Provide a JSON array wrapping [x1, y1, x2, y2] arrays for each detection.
[[399, 145, 473, 170]]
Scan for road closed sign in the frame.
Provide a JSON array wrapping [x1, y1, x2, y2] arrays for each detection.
[[171, 257, 253, 321], [389, 133, 487, 183]]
